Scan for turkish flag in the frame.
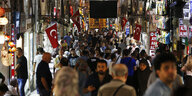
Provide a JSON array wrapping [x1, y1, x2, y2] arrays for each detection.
[[134, 24, 142, 41], [45, 24, 59, 48], [71, 10, 80, 32], [121, 17, 128, 30]]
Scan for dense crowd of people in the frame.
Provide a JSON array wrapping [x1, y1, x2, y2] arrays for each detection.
[[0, 30, 192, 96]]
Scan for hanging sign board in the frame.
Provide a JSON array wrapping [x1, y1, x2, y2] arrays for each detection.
[[179, 25, 188, 37], [150, 31, 158, 57]]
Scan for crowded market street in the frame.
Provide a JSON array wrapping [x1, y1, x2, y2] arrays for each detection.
[[0, 0, 192, 96]]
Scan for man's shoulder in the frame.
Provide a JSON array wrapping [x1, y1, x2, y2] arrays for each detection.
[[144, 79, 164, 96], [99, 82, 135, 93], [20, 55, 27, 60], [123, 85, 135, 91]]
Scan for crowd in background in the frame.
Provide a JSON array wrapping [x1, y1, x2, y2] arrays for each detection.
[[0, 30, 192, 96]]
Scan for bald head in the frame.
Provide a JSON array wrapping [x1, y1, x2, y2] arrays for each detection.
[[42, 52, 51, 63], [112, 64, 128, 77]]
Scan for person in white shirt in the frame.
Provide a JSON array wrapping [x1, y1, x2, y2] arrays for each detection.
[[109, 53, 116, 75], [116, 47, 122, 64], [33, 48, 45, 74], [33, 47, 45, 89]]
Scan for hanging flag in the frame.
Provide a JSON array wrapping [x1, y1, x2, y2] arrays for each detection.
[[71, 10, 81, 32], [70, 6, 73, 16], [45, 24, 59, 48], [134, 24, 142, 41], [121, 17, 127, 30]]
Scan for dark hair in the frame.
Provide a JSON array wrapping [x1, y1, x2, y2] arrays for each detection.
[[140, 50, 147, 57], [135, 48, 140, 52], [146, 56, 152, 60], [128, 47, 132, 52], [139, 59, 149, 66], [153, 52, 176, 71], [121, 39, 123, 43], [60, 57, 68, 66], [105, 53, 111, 59], [10, 79, 18, 87], [123, 49, 131, 57], [16, 47, 23, 52], [117, 47, 122, 54], [111, 53, 116, 60], [97, 59, 108, 67], [131, 52, 137, 58], [100, 52, 105, 58], [82, 50, 88, 56], [37, 47, 45, 54], [0, 84, 8, 92]]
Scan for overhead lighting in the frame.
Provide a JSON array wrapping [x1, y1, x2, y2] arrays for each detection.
[[0, 17, 8, 25]]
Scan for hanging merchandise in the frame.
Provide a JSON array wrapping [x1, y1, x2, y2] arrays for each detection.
[[45, 23, 59, 48], [4, 34, 10, 41], [0, 7, 5, 16], [183, 2, 190, 20], [190, 16, 192, 25], [1, 43, 13, 66], [134, 24, 142, 41], [156, 1, 163, 15], [8, 41, 15, 47], [156, 28, 161, 35], [151, 0, 156, 9], [189, 26, 192, 44], [165, 32, 170, 45], [40, 0, 47, 15]]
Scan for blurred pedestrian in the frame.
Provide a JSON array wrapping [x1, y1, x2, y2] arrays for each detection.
[[0, 72, 5, 84], [0, 84, 8, 96], [109, 53, 116, 75], [83, 60, 112, 96], [172, 86, 192, 96], [33, 47, 45, 89], [135, 59, 151, 96], [144, 53, 177, 96], [53, 67, 79, 96], [15, 48, 28, 96], [68, 49, 79, 68], [120, 49, 137, 86], [4, 79, 19, 96], [181, 55, 192, 88], [98, 64, 136, 96], [36, 53, 52, 96], [54, 48, 64, 73]]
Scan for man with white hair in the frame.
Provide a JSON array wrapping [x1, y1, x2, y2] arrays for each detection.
[[97, 64, 136, 96]]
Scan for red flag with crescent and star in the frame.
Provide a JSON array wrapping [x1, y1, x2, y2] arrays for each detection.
[[45, 23, 59, 48], [71, 10, 81, 32], [134, 24, 142, 41]]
